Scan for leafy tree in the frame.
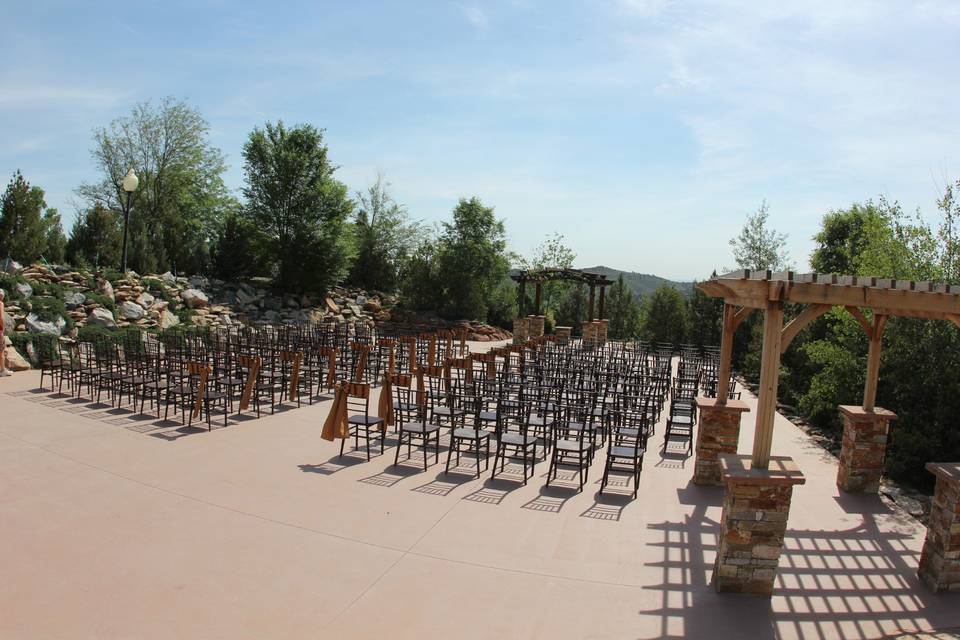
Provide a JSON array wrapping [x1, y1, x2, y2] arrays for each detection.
[[0, 170, 50, 263], [810, 203, 885, 274], [639, 284, 688, 344], [554, 284, 587, 334], [77, 97, 236, 274], [42, 209, 67, 263], [401, 197, 512, 323], [435, 197, 511, 320], [686, 272, 723, 346], [729, 200, 791, 271], [211, 211, 266, 281], [349, 174, 421, 292], [66, 204, 123, 268], [242, 121, 354, 292], [606, 274, 641, 339]]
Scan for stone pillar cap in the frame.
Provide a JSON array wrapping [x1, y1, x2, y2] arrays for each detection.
[[695, 397, 751, 412], [926, 462, 960, 484], [719, 454, 806, 486], [838, 405, 897, 421]]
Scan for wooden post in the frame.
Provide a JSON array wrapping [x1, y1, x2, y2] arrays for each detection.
[[716, 303, 736, 404], [534, 282, 542, 316], [598, 286, 606, 320], [518, 280, 526, 316], [752, 300, 784, 469], [588, 285, 596, 321], [862, 314, 887, 412]]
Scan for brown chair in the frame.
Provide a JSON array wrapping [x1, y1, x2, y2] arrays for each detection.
[[339, 382, 386, 460]]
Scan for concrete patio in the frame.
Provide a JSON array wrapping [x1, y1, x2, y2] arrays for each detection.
[[1, 350, 958, 639]]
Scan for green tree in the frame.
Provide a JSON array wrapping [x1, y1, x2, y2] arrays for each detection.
[[639, 284, 688, 345], [349, 174, 421, 292], [435, 198, 511, 321], [77, 97, 236, 274], [401, 197, 512, 323], [729, 200, 791, 271], [686, 272, 723, 346], [0, 170, 49, 263], [554, 284, 587, 334], [211, 210, 265, 281], [42, 208, 67, 263], [606, 274, 641, 339], [242, 121, 354, 292], [65, 204, 123, 268]]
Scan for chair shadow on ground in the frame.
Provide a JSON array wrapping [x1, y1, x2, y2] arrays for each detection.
[[298, 452, 368, 476], [521, 482, 579, 514], [462, 477, 525, 506], [411, 470, 477, 497], [637, 482, 951, 640]]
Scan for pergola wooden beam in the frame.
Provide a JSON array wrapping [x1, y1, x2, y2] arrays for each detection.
[[781, 304, 831, 353], [697, 270, 960, 469]]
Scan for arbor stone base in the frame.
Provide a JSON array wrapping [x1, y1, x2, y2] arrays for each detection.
[[919, 463, 960, 592], [837, 405, 896, 493], [693, 398, 750, 486], [713, 454, 806, 596]]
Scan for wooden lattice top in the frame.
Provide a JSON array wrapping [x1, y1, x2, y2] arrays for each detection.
[[511, 268, 613, 286], [699, 270, 960, 322]]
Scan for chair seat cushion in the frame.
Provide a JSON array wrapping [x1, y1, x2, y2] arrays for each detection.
[[609, 445, 645, 459], [499, 433, 537, 446], [401, 421, 441, 434], [453, 427, 492, 440], [348, 415, 385, 426], [555, 439, 591, 452]]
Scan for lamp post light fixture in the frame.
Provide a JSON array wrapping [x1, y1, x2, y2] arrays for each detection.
[[120, 168, 139, 272]]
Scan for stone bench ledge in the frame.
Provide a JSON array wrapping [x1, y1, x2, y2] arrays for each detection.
[[719, 454, 807, 486], [696, 397, 751, 412]]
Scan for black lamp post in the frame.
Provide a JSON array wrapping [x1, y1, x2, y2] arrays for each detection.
[[119, 168, 139, 272]]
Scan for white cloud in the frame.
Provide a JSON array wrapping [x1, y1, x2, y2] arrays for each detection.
[[460, 5, 489, 30]]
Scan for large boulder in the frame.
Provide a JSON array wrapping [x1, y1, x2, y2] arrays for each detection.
[[26, 313, 66, 335], [64, 291, 86, 309], [188, 275, 209, 290], [159, 309, 179, 330], [135, 292, 155, 309], [235, 286, 258, 305], [2, 310, 13, 332], [97, 278, 115, 301], [325, 298, 341, 314], [15, 282, 33, 299], [118, 300, 145, 321], [87, 307, 118, 329], [180, 289, 209, 309], [3, 338, 30, 371], [1, 258, 23, 274], [160, 271, 177, 286]]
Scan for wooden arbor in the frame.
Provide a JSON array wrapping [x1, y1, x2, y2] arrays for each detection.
[[697, 270, 960, 595], [510, 268, 613, 342]]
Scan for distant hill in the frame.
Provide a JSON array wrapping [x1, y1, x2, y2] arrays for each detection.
[[580, 266, 694, 299]]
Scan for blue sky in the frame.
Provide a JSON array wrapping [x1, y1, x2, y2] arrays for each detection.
[[2, 1, 958, 280]]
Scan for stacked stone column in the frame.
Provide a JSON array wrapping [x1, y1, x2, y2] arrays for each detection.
[[714, 454, 806, 596], [581, 321, 598, 344], [693, 398, 750, 486], [527, 315, 545, 339], [596, 319, 609, 343], [836, 405, 896, 493], [512, 317, 529, 344], [919, 463, 960, 592], [554, 326, 572, 344]]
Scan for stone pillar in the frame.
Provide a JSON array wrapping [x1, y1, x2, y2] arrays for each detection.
[[919, 463, 960, 592], [693, 398, 751, 486], [512, 317, 529, 345], [714, 454, 806, 596], [597, 319, 609, 343], [581, 320, 597, 344], [555, 326, 572, 344], [837, 405, 896, 493], [528, 315, 545, 339]]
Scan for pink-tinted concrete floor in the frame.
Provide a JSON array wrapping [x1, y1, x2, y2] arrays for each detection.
[[1, 354, 958, 639]]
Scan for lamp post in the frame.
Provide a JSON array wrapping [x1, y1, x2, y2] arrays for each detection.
[[119, 168, 139, 272]]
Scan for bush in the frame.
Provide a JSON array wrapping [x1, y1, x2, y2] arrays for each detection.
[[86, 291, 115, 311], [29, 296, 73, 331]]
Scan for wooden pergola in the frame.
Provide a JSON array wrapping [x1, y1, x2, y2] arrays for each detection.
[[511, 268, 613, 320], [698, 270, 960, 469]]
